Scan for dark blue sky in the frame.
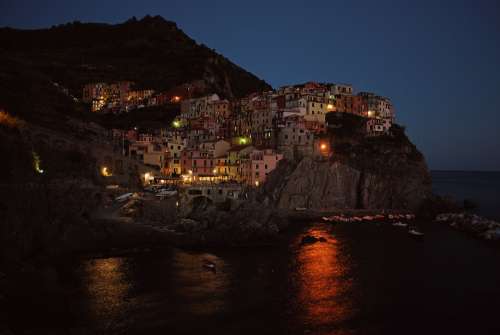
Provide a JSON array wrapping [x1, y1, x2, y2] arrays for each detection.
[[1, 0, 499, 171]]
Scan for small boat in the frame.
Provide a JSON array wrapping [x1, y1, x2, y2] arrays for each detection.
[[322, 216, 332, 222], [202, 260, 216, 271], [392, 221, 408, 227], [408, 228, 424, 237], [115, 193, 134, 203], [295, 207, 307, 211]]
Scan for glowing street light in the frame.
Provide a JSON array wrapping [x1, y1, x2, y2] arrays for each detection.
[[32, 151, 44, 174], [101, 166, 112, 177], [327, 104, 334, 110], [172, 120, 181, 128]]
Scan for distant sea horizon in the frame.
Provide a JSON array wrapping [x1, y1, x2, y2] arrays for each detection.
[[431, 170, 500, 220], [431, 169, 500, 173]]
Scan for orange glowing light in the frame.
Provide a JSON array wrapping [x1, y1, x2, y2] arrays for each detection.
[[0, 110, 24, 129], [320, 143, 327, 150]]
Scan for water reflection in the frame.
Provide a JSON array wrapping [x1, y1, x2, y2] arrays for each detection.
[[83, 257, 131, 325], [170, 251, 230, 316], [293, 225, 356, 332]]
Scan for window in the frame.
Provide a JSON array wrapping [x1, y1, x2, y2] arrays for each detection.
[[265, 164, 268, 169], [256, 164, 259, 169]]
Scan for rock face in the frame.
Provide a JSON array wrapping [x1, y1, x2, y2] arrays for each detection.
[[262, 142, 432, 212]]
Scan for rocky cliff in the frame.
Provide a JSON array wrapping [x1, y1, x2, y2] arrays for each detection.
[[262, 122, 432, 213]]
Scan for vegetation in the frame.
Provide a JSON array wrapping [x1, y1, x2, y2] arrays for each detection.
[[324, 112, 426, 177]]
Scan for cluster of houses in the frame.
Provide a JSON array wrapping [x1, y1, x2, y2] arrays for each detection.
[[107, 81, 395, 187], [82, 80, 207, 113]]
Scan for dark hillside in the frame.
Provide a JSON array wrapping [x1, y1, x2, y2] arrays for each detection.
[[0, 15, 271, 130]]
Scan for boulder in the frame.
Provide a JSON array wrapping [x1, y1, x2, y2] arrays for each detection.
[[301, 235, 320, 245]]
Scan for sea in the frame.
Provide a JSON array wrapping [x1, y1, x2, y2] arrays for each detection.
[[6, 171, 500, 334]]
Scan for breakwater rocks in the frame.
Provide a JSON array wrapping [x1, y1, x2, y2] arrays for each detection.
[[436, 213, 500, 241]]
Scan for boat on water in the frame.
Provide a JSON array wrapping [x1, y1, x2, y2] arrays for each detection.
[[392, 221, 408, 227], [408, 227, 424, 237], [202, 260, 216, 271]]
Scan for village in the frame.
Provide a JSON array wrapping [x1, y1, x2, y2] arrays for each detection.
[[83, 80, 395, 203]]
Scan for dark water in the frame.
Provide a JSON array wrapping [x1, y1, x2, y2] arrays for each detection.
[[432, 170, 500, 219], [7, 171, 500, 334]]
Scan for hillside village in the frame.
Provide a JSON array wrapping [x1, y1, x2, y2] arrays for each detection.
[[83, 81, 395, 189]]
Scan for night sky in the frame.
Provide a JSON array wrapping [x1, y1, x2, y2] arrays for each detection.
[[1, 0, 499, 171]]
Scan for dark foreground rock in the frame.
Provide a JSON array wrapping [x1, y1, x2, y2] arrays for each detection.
[[172, 200, 289, 247], [300, 235, 326, 245], [436, 213, 500, 241]]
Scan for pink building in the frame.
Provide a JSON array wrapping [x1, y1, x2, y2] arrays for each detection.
[[240, 148, 283, 186], [180, 149, 215, 176]]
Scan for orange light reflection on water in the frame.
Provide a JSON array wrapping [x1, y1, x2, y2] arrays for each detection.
[[295, 226, 355, 330], [84, 258, 130, 322]]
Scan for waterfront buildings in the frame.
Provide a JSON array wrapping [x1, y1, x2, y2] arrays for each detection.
[[101, 80, 395, 186]]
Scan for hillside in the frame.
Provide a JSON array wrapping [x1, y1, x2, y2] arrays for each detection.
[[0, 15, 271, 130]]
